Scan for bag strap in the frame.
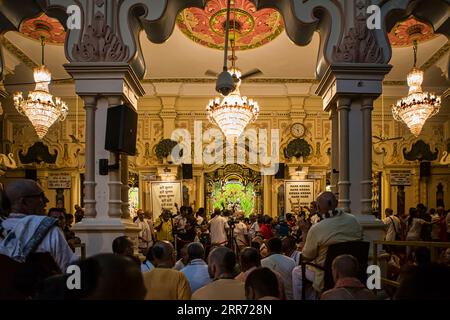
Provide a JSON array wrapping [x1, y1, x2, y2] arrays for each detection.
[[389, 216, 398, 235], [22, 217, 58, 258]]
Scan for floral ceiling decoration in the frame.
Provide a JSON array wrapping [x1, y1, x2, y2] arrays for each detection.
[[19, 14, 66, 45], [388, 17, 437, 48], [177, 0, 284, 50]]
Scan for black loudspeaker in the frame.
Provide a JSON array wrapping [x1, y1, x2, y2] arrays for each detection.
[[105, 104, 138, 156], [25, 169, 37, 181], [420, 161, 431, 177], [182, 164, 193, 180], [275, 163, 285, 179]]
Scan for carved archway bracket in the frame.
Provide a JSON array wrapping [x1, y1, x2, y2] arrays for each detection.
[[250, 0, 450, 79]]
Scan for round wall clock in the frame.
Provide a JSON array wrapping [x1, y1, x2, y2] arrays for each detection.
[[291, 123, 306, 138]]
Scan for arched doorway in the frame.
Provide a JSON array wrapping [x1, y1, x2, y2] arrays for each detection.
[[204, 164, 262, 217]]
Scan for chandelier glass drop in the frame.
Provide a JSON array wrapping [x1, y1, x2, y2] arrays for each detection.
[[206, 0, 259, 139], [13, 37, 68, 139], [392, 40, 441, 137]]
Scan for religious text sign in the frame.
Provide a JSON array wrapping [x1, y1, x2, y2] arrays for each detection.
[[390, 170, 412, 186], [48, 174, 72, 189], [150, 181, 182, 218], [284, 180, 315, 214]]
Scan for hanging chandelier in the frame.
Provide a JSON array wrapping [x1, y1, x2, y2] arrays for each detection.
[[207, 68, 259, 139], [206, 0, 259, 139], [13, 37, 68, 139], [392, 40, 441, 137]]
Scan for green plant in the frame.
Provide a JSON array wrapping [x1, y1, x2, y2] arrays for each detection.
[[284, 138, 312, 159], [155, 139, 179, 159]]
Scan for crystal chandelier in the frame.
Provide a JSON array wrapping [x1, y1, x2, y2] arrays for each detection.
[[207, 69, 259, 138], [13, 37, 68, 139], [206, 0, 259, 139], [392, 40, 441, 137]]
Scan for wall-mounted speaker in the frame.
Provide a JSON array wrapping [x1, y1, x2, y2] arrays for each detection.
[[275, 163, 285, 179], [25, 169, 37, 181], [104, 104, 138, 156], [420, 161, 431, 177], [182, 164, 193, 180]]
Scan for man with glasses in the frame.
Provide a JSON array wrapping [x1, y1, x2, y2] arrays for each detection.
[[0, 179, 77, 272]]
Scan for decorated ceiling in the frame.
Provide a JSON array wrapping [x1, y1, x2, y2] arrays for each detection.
[[176, 0, 284, 51], [19, 14, 66, 44], [389, 16, 438, 47], [18, 7, 437, 52]]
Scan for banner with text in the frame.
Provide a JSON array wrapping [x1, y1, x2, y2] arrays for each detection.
[[285, 180, 315, 214], [151, 181, 182, 219], [390, 170, 412, 186], [48, 175, 72, 189]]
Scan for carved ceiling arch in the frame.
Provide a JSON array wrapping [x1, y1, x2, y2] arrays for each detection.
[[250, 0, 450, 78]]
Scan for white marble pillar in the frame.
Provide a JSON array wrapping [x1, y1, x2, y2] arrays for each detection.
[[361, 98, 374, 215], [121, 154, 130, 219], [83, 96, 97, 218], [330, 106, 339, 196], [337, 97, 351, 211]]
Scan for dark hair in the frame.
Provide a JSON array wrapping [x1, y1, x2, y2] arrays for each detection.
[[408, 208, 418, 226], [48, 208, 65, 215], [112, 236, 133, 255], [223, 250, 236, 273], [187, 242, 205, 261], [266, 237, 282, 254], [239, 247, 261, 271], [245, 267, 279, 299]]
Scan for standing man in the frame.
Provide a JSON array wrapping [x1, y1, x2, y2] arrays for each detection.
[[135, 209, 152, 254], [154, 210, 174, 243], [382, 208, 401, 241], [209, 208, 229, 247]]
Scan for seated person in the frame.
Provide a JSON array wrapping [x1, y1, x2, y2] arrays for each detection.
[[321, 255, 376, 300], [292, 192, 363, 300], [245, 267, 280, 300]]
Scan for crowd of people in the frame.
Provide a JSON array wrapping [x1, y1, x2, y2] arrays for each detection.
[[0, 178, 449, 300]]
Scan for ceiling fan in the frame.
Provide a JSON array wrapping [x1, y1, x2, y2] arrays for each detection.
[[205, 0, 263, 96], [372, 135, 404, 144], [372, 90, 403, 144]]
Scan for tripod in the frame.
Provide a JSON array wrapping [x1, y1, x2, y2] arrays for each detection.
[[227, 225, 241, 257]]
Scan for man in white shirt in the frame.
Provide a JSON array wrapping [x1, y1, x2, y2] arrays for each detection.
[[382, 208, 401, 241], [292, 192, 363, 299], [233, 216, 249, 249], [209, 208, 229, 246], [261, 237, 296, 300], [135, 209, 152, 254], [0, 179, 77, 272]]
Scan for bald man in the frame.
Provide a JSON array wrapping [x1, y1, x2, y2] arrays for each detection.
[[292, 192, 363, 299], [321, 255, 375, 300], [142, 241, 191, 300], [192, 247, 245, 300], [0, 179, 77, 271]]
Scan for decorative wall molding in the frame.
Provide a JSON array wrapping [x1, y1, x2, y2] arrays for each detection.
[[0, 37, 38, 70], [332, 0, 383, 64], [72, 11, 128, 62]]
